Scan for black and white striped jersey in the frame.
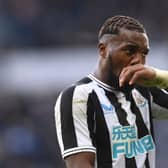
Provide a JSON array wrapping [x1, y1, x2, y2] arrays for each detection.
[[55, 74, 168, 168]]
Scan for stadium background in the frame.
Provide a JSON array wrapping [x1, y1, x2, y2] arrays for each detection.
[[0, 0, 168, 167]]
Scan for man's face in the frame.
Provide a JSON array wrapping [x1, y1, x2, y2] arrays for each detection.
[[104, 28, 149, 77]]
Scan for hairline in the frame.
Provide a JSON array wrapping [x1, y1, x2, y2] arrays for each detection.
[[98, 28, 147, 44]]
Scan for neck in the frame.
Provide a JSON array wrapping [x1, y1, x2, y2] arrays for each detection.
[[93, 67, 133, 92]]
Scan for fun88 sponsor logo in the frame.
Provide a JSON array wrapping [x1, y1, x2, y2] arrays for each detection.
[[112, 126, 155, 159]]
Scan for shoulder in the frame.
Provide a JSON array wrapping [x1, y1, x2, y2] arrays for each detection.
[[57, 76, 95, 104]]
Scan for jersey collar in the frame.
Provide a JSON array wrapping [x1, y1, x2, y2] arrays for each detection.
[[88, 74, 116, 92], [88, 73, 134, 93]]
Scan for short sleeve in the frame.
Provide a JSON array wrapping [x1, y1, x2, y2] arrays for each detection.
[[55, 85, 96, 159]]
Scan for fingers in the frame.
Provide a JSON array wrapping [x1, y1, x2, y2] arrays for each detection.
[[129, 69, 147, 85], [119, 64, 144, 87], [119, 64, 156, 87]]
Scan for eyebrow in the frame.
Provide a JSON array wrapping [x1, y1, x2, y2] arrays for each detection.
[[125, 42, 150, 53]]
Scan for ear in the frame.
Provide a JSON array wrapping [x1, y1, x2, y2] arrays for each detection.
[[98, 43, 107, 58]]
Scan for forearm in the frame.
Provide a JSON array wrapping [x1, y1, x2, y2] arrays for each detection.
[[153, 68, 168, 88]]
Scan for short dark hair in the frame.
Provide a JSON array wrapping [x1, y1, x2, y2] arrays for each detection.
[[98, 15, 146, 40]]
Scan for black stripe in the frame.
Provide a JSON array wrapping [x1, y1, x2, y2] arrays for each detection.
[[105, 91, 129, 126], [105, 91, 137, 168], [91, 91, 112, 168], [134, 87, 153, 138], [129, 90, 150, 167], [87, 94, 96, 147], [76, 77, 92, 85], [137, 87, 154, 138], [145, 92, 152, 168], [150, 87, 168, 108], [125, 157, 137, 168], [60, 77, 92, 150], [145, 153, 150, 168], [128, 92, 149, 138], [60, 86, 77, 150], [136, 87, 153, 168]]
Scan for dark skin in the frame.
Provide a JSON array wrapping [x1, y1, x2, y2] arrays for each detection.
[[119, 64, 156, 87], [65, 28, 149, 168], [94, 28, 149, 86], [65, 152, 95, 168]]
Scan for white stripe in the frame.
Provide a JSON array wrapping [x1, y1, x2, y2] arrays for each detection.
[[54, 93, 64, 155], [88, 74, 116, 92], [63, 146, 96, 158], [132, 89, 151, 132], [116, 91, 136, 126], [113, 155, 125, 168], [72, 83, 95, 148], [135, 154, 147, 168], [148, 150, 156, 168], [161, 88, 168, 94]]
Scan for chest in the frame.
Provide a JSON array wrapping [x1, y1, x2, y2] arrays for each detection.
[[95, 89, 150, 129]]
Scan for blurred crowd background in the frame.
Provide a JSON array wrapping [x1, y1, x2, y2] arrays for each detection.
[[0, 0, 168, 167], [0, 0, 168, 48]]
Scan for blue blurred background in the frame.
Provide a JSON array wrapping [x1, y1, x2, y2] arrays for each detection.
[[0, 0, 168, 167]]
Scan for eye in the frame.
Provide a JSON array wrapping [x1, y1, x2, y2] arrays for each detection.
[[141, 50, 149, 57], [124, 46, 138, 56]]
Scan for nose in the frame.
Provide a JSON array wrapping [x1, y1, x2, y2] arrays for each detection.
[[130, 52, 145, 65]]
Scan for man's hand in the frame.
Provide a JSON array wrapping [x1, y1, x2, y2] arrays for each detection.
[[119, 64, 156, 87]]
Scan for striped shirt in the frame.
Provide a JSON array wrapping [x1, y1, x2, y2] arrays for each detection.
[[55, 74, 168, 168]]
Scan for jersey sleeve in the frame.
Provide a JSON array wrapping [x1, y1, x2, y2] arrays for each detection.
[[149, 87, 168, 120], [150, 87, 168, 109], [55, 85, 96, 159]]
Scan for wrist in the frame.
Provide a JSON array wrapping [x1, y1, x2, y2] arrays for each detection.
[[154, 68, 168, 88]]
